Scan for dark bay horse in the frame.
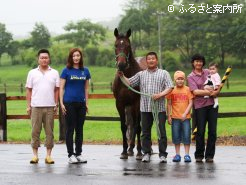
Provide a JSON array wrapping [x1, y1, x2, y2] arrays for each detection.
[[113, 28, 146, 160]]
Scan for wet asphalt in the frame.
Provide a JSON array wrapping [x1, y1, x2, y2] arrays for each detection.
[[0, 144, 245, 185]]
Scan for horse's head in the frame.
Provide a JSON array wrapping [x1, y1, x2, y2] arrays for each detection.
[[114, 28, 132, 71]]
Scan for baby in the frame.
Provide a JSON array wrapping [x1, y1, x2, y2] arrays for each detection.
[[204, 62, 221, 108]]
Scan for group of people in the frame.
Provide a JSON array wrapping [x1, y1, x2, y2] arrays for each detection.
[[26, 48, 90, 164], [26, 48, 220, 164], [119, 52, 221, 163]]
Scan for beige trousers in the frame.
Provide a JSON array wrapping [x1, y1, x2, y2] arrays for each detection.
[[31, 107, 54, 149]]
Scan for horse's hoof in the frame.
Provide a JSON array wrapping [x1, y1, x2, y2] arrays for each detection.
[[120, 153, 128, 159], [135, 153, 143, 160], [127, 150, 134, 156]]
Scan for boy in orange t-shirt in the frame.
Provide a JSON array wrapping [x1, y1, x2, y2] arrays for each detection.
[[166, 71, 193, 162]]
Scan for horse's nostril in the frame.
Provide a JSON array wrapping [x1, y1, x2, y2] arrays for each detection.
[[118, 62, 127, 71], [118, 65, 125, 71]]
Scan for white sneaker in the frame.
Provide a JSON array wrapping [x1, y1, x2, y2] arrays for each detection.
[[160, 156, 167, 163], [76, 155, 87, 163], [142, 154, 150, 162], [68, 155, 78, 164]]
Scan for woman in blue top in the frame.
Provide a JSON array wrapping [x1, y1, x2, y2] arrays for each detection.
[[60, 48, 91, 164]]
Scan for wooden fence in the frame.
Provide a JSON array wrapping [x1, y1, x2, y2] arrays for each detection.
[[0, 83, 113, 94], [0, 92, 246, 141], [0, 83, 25, 94]]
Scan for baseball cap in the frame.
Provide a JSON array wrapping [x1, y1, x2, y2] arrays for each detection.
[[174, 70, 185, 81]]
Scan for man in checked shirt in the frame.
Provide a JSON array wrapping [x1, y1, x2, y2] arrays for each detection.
[[118, 51, 173, 163]]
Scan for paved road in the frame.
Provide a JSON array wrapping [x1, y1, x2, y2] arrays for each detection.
[[0, 144, 245, 185]]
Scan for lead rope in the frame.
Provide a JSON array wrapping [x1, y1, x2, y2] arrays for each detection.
[[119, 76, 161, 139]]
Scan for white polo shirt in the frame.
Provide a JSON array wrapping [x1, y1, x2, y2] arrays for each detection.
[[25, 66, 60, 107]]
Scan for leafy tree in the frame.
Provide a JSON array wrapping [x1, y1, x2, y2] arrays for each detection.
[[84, 47, 99, 65], [21, 48, 36, 67], [49, 42, 72, 65], [30, 22, 51, 49], [226, 1, 246, 68], [143, 0, 174, 50], [232, 23, 246, 68], [96, 48, 114, 67], [118, 8, 146, 50], [56, 19, 106, 48], [164, 4, 211, 67], [0, 23, 13, 65], [202, 0, 246, 68], [119, 0, 246, 68], [20, 39, 33, 49], [118, 0, 157, 50], [7, 41, 20, 65]]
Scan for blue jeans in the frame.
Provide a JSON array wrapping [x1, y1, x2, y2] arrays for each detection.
[[171, 119, 191, 145], [64, 102, 86, 157]]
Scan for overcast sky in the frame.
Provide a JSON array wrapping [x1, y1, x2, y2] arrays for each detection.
[[0, 0, 127, 37]]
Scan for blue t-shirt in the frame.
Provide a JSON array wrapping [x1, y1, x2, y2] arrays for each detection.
[[60, 67, 91, 103]]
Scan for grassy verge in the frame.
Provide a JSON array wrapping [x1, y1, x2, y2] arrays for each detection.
[[1, 65, 245, 142], [1, 66, 246, 94], [6, 117, 246, 143], [6, 97, 246, 142]]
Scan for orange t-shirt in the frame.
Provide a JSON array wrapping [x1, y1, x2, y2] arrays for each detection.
[[166, 85, 193, 119]]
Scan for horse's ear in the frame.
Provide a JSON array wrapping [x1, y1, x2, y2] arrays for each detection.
[[114, 28, 119, 37], [126, 29, 131, 38]]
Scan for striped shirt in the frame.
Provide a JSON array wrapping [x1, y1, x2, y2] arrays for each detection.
[[129, 68, 173, 112]]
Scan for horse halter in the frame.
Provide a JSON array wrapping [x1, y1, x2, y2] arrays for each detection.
[[115, 39, 130, 71]]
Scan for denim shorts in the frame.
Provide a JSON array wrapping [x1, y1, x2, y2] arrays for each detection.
[[171, 118, 191, 144]]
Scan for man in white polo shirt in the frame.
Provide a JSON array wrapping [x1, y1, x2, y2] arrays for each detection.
[[26, 49, 59, 164]]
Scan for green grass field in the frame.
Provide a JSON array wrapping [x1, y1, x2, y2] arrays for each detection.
[[0, 64, 245, 94], [6, 97, 246, 142], [1, 65, 246, 142]]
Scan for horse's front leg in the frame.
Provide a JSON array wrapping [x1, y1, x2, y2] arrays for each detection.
[[128, 137, 135, 156], [120, 118, 128, 159], [117, 104, 128, 159], [131, 103, 142, 160], [128, 109, 142, 160], [135, 114, 142, 160], [125, 106, 134, 156], [128, 119, 142, 160], [127, 111, 136, 156]]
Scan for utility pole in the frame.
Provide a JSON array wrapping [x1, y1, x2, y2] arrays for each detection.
[[153, 11, 165, 69]]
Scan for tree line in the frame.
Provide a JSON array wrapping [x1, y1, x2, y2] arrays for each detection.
[[0, 0, 245, 69], [0, 20, 114, 68], [118, 0, 246, 69]]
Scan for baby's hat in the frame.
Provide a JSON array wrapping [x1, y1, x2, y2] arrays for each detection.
[[174, 70, 185, 81]]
